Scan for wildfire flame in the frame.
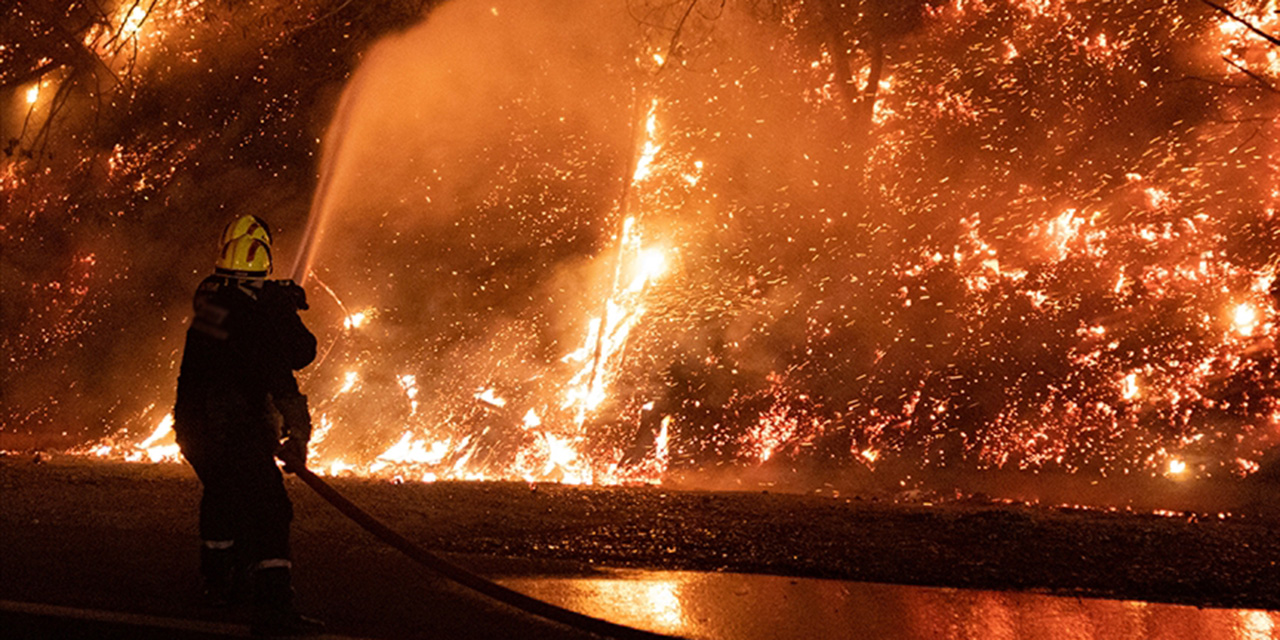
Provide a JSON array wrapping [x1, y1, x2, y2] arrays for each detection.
[[37, 0, 1280, 491]]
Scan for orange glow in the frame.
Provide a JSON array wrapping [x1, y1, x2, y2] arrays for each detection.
[[121, 6, 147, 35], [56, 0, 1280, 490], [1232, 303, 1258, 337], [1121, 374, 1140, 402], [344, 310, 370, 329]]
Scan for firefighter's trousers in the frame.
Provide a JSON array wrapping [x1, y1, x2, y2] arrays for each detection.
[[181, 437, 293, 568]]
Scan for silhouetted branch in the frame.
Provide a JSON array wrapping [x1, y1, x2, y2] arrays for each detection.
[[1197, 0, 1280, 47], [656, 0, 703, 73], [1222, 56, 1279, 93]]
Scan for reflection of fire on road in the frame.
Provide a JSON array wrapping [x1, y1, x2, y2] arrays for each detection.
[[12, 0, 1280, 490], [500, 570, 1279, 640]]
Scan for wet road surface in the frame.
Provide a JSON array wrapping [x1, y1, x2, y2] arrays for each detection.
[[4, 458, 1277, 639], [502, 570, 1280, 640]]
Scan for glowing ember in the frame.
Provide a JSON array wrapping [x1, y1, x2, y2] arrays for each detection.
[[522, 409, 542, 429], [338, 371, 359, 395], [121, 7, 148, 35], [1232, 303, 1258, 337], [1121, 374, 1141, 402], [344, 311, 370, 330], [397, 374, 419, 414], [475, 388, 507, 408]]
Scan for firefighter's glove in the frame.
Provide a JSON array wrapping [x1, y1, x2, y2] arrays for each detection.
[[273, 279, 309, 310], [275, 394, 313, 442], [275, 394, 312, 473], [276, 437, 309, 474]]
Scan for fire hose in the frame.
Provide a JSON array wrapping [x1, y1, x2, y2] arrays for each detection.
[[288, 463, 680, 640]]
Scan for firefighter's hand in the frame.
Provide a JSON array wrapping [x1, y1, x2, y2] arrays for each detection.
[[283, 280, 309, 310], [270, 279, 309, 310], [275, 394, 313, 441], [276, 437, 309, 474]]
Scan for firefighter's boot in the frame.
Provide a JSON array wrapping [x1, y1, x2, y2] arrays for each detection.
[[200, 543, 236, 606], [250, 565, 324, 637]]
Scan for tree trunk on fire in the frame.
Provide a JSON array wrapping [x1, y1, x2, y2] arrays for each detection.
[[817, 0, 885, 161]]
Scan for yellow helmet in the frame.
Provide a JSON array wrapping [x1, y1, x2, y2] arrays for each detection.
[[220, 214, 273, 248], [215, 235, 273, 278]]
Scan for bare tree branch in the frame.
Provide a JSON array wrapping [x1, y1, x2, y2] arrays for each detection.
[[0, 61, 62, 93], [1221, 55, 1279, 93], [859, 30, 884, 124], [655, 0, 702, 73], [818, 0, 862, 113], [1197, 0, 1280, 47]]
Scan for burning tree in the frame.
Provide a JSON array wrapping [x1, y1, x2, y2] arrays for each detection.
[[4, 0, 1280, 488], [3, 0, 434, 448]]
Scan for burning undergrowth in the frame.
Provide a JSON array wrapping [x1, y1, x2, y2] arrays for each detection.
[[5, 0, 1280, 493]]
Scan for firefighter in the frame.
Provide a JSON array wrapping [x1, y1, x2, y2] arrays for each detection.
[[173, 216, 323, 636]]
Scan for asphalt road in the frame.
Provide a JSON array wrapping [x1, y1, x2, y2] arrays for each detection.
[[0, 457, 604, 639], [2, 456, 1278, 638]]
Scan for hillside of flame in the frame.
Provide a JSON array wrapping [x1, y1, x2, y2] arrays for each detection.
[[4, 0, 1280, 495]]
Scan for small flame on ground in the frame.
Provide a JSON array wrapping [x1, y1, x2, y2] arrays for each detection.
[[653, 416, 671, 473], [125, 414, 182, 463], [378, 433, 451, 466]]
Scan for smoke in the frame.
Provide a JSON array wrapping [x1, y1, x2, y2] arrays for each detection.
[[294, 0, 876, 470], [300, 0, 1280, 486]]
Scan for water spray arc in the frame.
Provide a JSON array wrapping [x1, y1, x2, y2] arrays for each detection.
[[291, 61, 373, 286]]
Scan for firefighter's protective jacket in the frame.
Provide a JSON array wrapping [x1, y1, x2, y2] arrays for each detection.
[[174, 276, 316, 447]]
